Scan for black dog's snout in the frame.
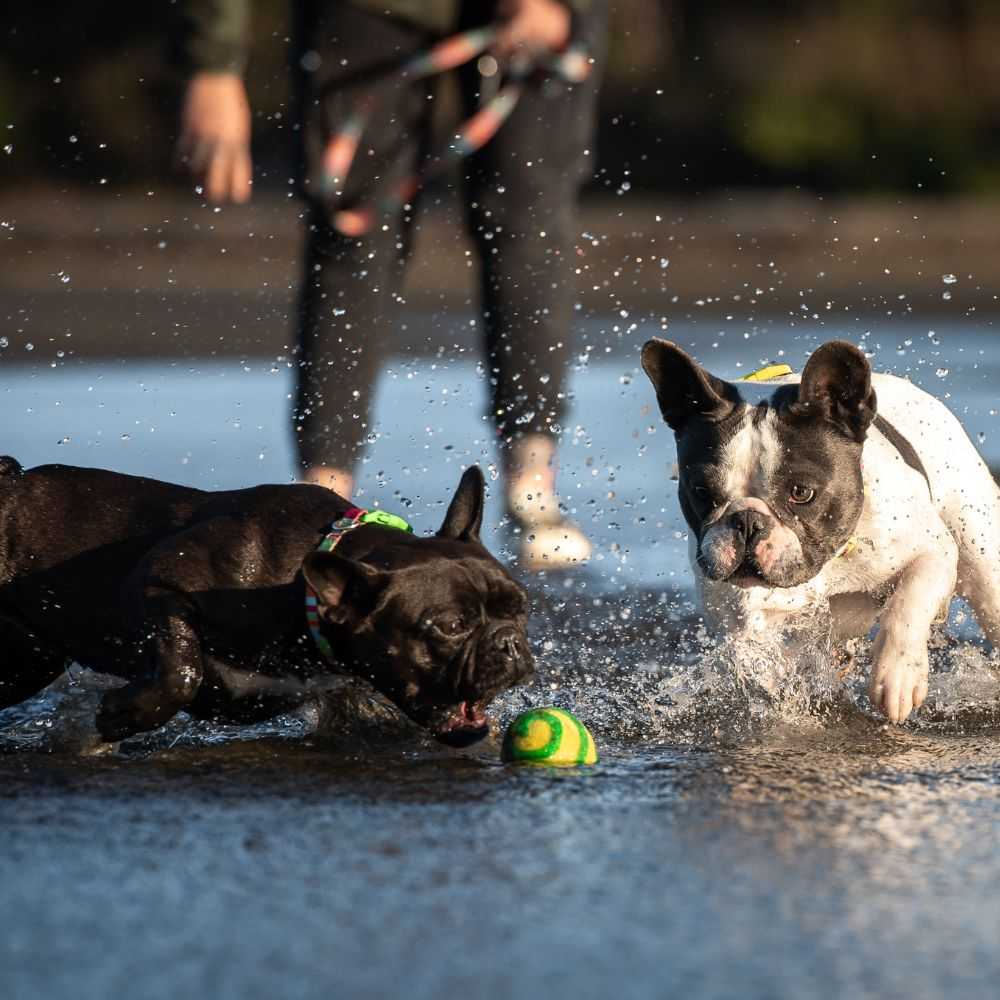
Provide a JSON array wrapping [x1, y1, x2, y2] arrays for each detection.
[[494, 627, 518, 658], [728, 508, 768, 545], [490, 624, 534, 680]]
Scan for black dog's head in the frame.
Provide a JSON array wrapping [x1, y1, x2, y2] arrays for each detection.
[[302, 467, 534, 746], [641, 338, 873, 589]]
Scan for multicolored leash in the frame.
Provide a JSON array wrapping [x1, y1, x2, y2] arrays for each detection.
[[321, 24, 591, 237], [304, 506, 413, 663]]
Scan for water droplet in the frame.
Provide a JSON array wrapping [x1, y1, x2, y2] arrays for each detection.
[[935, 367, 949, 378], [942, 273, 957, 285]]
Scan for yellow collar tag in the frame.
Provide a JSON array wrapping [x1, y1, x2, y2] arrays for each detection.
[[739, 363, 794, 383], [836, 536, 858, 558]]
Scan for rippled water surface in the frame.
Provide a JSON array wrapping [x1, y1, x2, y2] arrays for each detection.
[[2, 318, 1000, 999]]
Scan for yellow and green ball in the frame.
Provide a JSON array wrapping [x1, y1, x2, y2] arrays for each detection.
[[501, 708, 598, 766]]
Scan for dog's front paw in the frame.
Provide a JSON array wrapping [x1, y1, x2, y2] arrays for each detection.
[[96, 683, 178, 742], [868, 652, 929, 724]]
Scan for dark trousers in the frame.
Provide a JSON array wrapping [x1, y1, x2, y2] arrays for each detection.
[[292, 0, 605, 471]]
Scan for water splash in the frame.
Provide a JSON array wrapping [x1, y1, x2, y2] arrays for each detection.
[[2, 588, 997, 757]]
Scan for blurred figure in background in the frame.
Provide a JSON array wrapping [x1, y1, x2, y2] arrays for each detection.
[[174, 0, 606, 570]]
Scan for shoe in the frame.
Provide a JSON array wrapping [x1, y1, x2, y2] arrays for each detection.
[[503, 434, 592, 571], [512, 518, 592, 571], [505, 482, 591, 571]]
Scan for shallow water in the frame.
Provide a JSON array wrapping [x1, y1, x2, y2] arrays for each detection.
[[2, 317, 1000, 998]]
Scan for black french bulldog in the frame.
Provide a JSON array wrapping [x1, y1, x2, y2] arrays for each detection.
[[0, 458, 533, 746]]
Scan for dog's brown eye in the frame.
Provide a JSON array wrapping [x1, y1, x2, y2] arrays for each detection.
[[439, 617, 468, 637], [692, 485, 711, 501], [789, 485, 816, 505]]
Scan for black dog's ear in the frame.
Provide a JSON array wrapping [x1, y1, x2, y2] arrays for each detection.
[[791, 341, 876, 442], [438, 465, 485, 541], [302, 552, 389, 624], [641, 338, 738, 431]]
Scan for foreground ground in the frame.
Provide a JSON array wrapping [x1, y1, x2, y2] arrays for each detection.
[[1, 317, 999, 998]]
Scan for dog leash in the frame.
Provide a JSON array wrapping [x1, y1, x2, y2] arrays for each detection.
[[304, 506, 413, 662], [320, 24, 591, 236]]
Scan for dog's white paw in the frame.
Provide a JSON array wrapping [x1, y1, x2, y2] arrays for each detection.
[[868, 652, 929, 724]]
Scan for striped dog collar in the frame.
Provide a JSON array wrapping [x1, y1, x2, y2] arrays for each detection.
[[304, 506, 413, 663]]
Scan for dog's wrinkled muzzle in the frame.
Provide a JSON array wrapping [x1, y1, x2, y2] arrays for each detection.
[[700, 507, 776, 582], [480, 623, 535, 687], [406, 623, 535, 747], [699, 503, 811, 587]]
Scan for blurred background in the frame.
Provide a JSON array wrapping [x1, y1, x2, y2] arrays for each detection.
[[5, 1, 1000, 194], [0, 1, 998, 547], [3, 1, 999, 337]]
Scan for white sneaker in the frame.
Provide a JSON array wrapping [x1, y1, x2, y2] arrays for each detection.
[[513, 518, 592, 571], [503, 434, 592, 571]]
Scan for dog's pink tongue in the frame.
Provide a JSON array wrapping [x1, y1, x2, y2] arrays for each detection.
[[462, 701, 488, 726], [446, 701, 487, 730]]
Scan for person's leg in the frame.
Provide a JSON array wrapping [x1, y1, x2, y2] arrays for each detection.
[[291, 4, 432, 497], [294, 209, 403, 497], [459, 1, 607, 565]]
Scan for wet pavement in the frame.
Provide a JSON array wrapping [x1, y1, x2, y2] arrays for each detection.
[[2, 317, 1000, 999]]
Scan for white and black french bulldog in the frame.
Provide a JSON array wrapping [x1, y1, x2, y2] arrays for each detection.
[[0, 460, 533, 746], [641, 338, 1000, 723]]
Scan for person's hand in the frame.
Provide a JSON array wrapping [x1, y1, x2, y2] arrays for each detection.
[[175, 72, 252, 204], [495, 0, 571, 58]]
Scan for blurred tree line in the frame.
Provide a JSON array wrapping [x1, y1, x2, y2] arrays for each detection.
[[2, 0, 998, 194]]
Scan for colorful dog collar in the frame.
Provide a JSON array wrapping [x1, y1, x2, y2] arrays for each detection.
[[304, 506, 413, 663]]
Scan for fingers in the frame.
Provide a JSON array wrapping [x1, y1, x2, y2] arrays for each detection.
[[229, 145, 252, 204], [493, 24, 517, 59], [174, 73, 253, 204], [492, 0, 571, 58], [176, 136, 252, 204], [204, 143, 232, 202]]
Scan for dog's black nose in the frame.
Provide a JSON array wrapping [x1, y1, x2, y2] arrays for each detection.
[[729, 508, 768, 544], [490, 625, 534, 681]]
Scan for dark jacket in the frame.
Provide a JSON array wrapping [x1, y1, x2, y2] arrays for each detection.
[[179, 0, 591, 75]]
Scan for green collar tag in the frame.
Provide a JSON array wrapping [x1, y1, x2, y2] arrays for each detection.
[[304, 506, 413, 663], [359, 510, 413, 533]]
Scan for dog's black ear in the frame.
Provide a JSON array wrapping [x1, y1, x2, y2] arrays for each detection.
[[791, 341, 876, 442], [302, 552, 389, 624], [641, 338, 737, 431], [438, 465, 485, 541]]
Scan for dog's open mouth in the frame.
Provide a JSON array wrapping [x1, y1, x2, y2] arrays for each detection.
[[434, 700, 490, 747]]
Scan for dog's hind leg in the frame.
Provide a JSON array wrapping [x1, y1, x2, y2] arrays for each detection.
[[946, 480, 1000, 649], [0, 612, 69, 711]]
